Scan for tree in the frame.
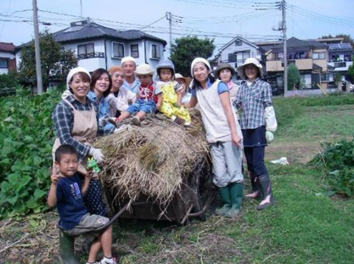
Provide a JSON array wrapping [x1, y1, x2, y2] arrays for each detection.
[[320, 34, 354, 50], [287, 64, 301, 90], [170, 36, 215, 77], [347, 57, 354, 83], [18, 31, 77, 90]]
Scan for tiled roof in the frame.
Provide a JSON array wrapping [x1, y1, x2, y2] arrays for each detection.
[[16, 21, 167, 50], [53, 21, 167, 44], [328, 43, 352, 51], [273, 37, 327, 50], [0, 42, 15, 52]]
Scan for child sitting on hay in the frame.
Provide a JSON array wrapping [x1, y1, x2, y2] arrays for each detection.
[[155, 59, 192, 126], [117, 64, 161, 126], [185, 58, 243, 218], [47, 145, 117, 264]]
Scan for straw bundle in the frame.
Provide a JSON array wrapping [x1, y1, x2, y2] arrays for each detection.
[[94, 111, 209, 208]]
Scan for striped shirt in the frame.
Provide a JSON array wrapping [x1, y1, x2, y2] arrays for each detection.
[[52, 95, 113, 159], [235, 78, 272, 129]]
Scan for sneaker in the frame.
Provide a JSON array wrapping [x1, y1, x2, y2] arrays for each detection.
[[107, 117, 118, 128], [100, 256, 117, 264], [131, 116, 141, 126]]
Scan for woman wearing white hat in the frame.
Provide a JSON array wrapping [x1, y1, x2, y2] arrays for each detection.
[[235, 58, 277, 210], [52, 67, 116, 216], [185, 58, 244, 218]]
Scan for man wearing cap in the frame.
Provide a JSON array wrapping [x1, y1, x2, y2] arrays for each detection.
[[121, 56, 140, 94]]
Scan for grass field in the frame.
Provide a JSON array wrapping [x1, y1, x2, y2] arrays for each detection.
[[1, 93, 354, 264]]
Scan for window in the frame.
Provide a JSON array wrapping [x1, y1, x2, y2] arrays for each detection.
[[313, 52, 325, 60], [0, 58, 8, 68], [130, 44, 139, 58], [321, 74, 329, 82], [228, 53, 236, 62], [301, 74, 312, 89], [151, 44, 161, 59], [236, 51, 250, 63], [78, 43, 94, 58], [275, 52, 283, 60], [235, 40, 242, 46], [112, 42, 124, 58]]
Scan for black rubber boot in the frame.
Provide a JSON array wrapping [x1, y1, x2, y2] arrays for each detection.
[[59, 230, 79, 264], [215, 186, 232, 215], [225, 182, 243, 218], [257, 174, 274, 210], [245, 172, 262, 200]]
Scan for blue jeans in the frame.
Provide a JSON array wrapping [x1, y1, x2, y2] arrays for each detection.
[[127, 99, 156, 114]]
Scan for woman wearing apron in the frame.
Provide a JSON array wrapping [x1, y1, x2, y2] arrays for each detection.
[[52, 67, 114, 216]]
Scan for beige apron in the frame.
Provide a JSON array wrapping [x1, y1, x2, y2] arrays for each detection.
[[52, 99, 98, 175]]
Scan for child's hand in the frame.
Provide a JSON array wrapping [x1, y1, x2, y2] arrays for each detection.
[[156, 103, 161, 110], [51, 171, 60, 185], [232, 133, 242, 149], [177, 102, 182, 107]]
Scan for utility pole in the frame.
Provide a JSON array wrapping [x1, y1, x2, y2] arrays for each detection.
[[32, 0, 43, 94], [281, 0, 288, 95], [80, 0, 83, 16], [166, 12, 182, 54], [166, 12, 172, 52]]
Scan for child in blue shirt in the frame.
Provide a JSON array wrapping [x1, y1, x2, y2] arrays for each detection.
[[47, 145, 116, 264]]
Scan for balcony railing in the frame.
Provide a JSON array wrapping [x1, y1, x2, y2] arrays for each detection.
[[333, 62, 346, 68], [78, 52, 105, 59]]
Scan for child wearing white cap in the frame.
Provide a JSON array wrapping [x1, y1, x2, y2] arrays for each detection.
[[185, 58, 244, 218], [117, 63, 160, 125]]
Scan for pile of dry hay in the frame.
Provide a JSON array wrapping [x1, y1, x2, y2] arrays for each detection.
[[94, 110, 209, 208]]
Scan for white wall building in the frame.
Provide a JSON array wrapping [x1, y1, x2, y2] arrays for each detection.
[[16, 20, 167, 72], [0, 42, 16, 74]]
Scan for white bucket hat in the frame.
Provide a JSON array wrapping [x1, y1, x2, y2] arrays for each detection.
[[191, 57, 211, 77], [237, 58, 263, 80], [135, 64, 154, 75], [121, 56, 136, 65]]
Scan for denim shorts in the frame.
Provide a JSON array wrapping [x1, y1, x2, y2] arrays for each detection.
[[127, 99, 156, 114]]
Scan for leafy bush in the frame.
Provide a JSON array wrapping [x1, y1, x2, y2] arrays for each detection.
[[310, 138, 354, 197], [0, 87, 61, 218]]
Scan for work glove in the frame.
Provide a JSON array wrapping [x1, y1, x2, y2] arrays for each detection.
[[89, 147, 104, 163], [265, 106, 277, 132], [266, 131, 274, 143]]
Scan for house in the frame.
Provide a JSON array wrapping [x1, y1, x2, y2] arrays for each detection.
[[0, 42, 16, 74], [16, 19, 167, 72], [326, 43, 353, 82], [265, 37, 329, 89], [216, 36, 266, 79]]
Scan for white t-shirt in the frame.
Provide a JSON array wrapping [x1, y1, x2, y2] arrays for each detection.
[[106, 87, 136, 113]]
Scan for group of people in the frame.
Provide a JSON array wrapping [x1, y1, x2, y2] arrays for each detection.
[[47, 55, 277, 264]]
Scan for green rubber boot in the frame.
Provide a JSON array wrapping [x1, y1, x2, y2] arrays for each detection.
[[59, 230, 79, 264], [225, 182, 243, 218], [215, 186, 232, 215]]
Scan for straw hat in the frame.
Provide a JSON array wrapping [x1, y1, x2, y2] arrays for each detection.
[[237, 58, 263, 80], [135, 64, 154, 75], [215, 63, 235, 78], [175, 73, 192, 87]]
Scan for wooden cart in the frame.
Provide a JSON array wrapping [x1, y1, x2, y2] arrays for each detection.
[[104, 157, 216, 225]]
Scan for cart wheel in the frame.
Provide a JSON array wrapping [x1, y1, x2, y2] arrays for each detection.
[[190, 172, 207, 221]]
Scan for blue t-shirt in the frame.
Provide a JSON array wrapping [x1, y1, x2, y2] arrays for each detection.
[[190, 79, 229, 97], [87, 91, 115, 130], [56, 173, 88, 230]]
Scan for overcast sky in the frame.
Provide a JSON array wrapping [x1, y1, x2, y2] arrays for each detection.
[[1, 0, 353, 54]]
